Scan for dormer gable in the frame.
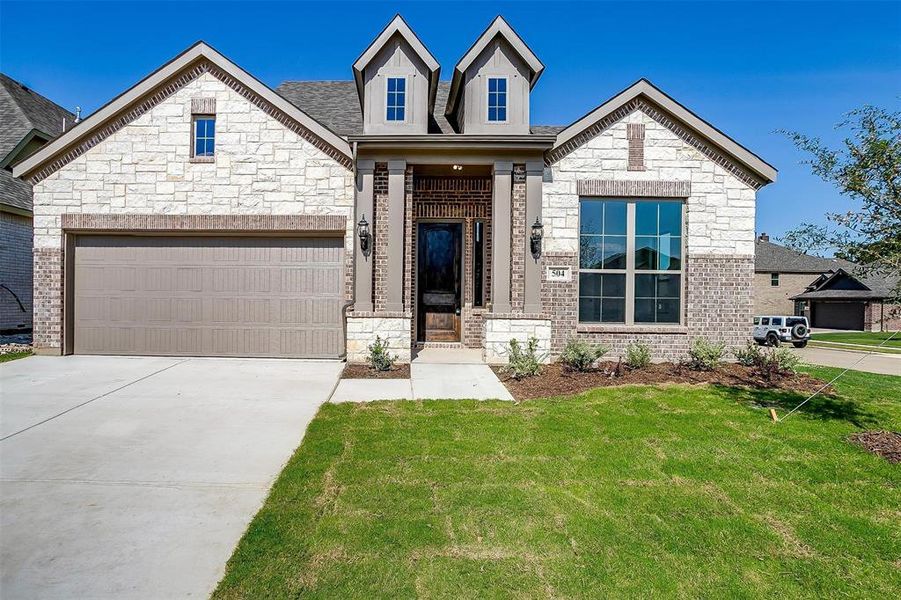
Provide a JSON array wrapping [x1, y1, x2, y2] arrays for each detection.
[[445, 16, 544, 134], [352, 15, 440, 135]]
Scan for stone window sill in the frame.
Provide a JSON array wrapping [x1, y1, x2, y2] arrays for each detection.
[[576, 323, 688, 335], [189, 156, 215, 164]]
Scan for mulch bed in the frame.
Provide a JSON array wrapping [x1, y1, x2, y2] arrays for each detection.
[[848, 431, 901, 464], [342, 363, 410, 379], [492, 361, 832, 401]]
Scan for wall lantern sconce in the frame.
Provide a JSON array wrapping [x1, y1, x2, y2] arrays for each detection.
[[530, 217, 544, 258], [357, 214, 371, 253]]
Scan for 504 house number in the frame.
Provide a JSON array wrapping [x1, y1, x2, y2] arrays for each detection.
[[546, 266, 572, 282]]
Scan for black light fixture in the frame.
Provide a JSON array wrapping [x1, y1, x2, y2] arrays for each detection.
[[357, 214, 370, 253], [530, 217, 544, 257]]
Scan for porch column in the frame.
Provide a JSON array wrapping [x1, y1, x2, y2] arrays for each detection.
[[354, 159, 374, 312], [524, 161, 543, 314], [386, 159, 406, 312], [492, 161, 513, 313]]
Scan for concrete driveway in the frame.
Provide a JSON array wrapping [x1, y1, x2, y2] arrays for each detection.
[[794, 346, 901, 376], [1, 355, 342, 599]]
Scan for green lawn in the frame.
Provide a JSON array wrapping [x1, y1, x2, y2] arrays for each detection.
[[811, 331, 901, 348], [214, 367, 901, 599], [0, 350, 31, 363]]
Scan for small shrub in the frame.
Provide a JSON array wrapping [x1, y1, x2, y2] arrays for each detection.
[[686, 337, 726, 371], [733, 341, 763, 367], [756, 346, 800, 380], [623, 342, 651, 369], [367, 336, 397, 371], [560, 338, 609, 372], [505, 336, 544, 379]]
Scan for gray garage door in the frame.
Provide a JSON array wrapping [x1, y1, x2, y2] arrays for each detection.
[[811, 301, 865, 330], [73, 235, 344, 358]]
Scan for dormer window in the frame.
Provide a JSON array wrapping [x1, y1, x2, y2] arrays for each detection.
[[487, 77, 507, 122], [386, 77, 406, 122]]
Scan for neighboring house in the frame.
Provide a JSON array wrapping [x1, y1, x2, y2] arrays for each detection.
[[0, 73, 75, 333], [793, 268, 900, 331], [13, 15, 777, 362], [753, 233, 854, 317]]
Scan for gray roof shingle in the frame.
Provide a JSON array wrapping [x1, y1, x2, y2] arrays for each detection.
[[1, 73, 74, 213], [755, 239, 855, 273], [0, 73, 74, 161], [276, 80, 563, 137]]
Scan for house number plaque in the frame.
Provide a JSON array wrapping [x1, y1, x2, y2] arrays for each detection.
[[546, 266, 572, 282]]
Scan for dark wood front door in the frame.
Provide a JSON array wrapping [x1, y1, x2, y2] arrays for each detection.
[[417, 223, 462, 342]]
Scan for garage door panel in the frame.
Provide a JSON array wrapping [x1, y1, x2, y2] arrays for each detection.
[[812, 302, 865, 330], [73, 236, 344, 358]]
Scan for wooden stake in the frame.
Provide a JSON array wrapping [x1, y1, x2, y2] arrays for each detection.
[[769, 408, 779, 422]]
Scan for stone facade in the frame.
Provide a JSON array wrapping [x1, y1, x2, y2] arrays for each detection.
[[483, 315, 552, 364], [0, 211, 33, 331], [29, 70, 354, 353], [542, 106, 759, 361], [346, 313, 413, 363]]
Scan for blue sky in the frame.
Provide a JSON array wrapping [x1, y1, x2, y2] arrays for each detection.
[[2, 1, 898, 251]]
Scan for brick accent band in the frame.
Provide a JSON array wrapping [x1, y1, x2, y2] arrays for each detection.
[[576, 179, 690, 198], [191, 97, 216, 114], [60, 213, 347, 233], [627, 123, 645, 171]]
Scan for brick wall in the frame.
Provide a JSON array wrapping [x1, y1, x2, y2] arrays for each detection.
[[0, 212, 33, 331], [30, 71, 354, 353], [510, 165, 526, 311], [752, 272, 815, 316], [373, 163, 389, 312], [865, 302, 901, 332]]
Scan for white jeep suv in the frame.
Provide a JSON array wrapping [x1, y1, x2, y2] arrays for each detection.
[[753, 316, 810, 348]]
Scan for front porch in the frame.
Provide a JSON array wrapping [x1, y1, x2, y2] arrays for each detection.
[[347, 159, 548, 363]]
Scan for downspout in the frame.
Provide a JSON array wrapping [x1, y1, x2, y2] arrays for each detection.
[[339, 141, 359, 360]]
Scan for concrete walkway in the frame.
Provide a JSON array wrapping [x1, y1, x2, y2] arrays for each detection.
[[794, 346, 901, 376], [331, 348, 514, 402], [1, 355, 342, 599]]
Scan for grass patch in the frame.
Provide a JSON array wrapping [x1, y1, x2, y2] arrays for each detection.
[[0, 350, 32, 363], [811, 331, 901, 348], [214, 367, 901, 598]]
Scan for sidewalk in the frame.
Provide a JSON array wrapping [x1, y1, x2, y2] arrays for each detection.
[[330, 348, 514, 402], [793, 346, 901, 376]]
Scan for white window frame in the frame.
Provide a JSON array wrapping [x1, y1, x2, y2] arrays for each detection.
[[385, 76, 407, 123], [486, 77, 508, 124], [578, 198, 686, 326], [771, 272, 780, 286]]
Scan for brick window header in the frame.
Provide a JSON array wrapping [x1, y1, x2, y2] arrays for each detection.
[[191, 97, 216, 115]]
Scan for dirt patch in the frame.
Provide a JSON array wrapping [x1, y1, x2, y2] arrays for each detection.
[[342, 363, 410, 379], [848, 431, 901, 464], [492, 361, 831, 401]]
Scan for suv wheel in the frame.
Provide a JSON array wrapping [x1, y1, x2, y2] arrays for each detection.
[[793, 341, 808, 348], [766, 332, 780, 347]]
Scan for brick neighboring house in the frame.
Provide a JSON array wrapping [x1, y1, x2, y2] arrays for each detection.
[[13, 15, 777, 361], [753, 234, 900, 331], [0, 74, 75, 333], [753, 234, 854, 317]]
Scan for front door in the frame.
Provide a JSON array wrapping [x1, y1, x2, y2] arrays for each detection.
[[417, 223, 462, 342]]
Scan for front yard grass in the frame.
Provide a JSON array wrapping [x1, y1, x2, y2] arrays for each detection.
[[214, 366, 900, 598], [0, 350, 32, 363], [811, 330, 901, 349]]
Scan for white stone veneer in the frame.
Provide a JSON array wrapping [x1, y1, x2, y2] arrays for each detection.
[[543, 109, 757, 256], [346, 316, 412, 363], [483, 318, 552, 364], [30, 71, 354, 249]]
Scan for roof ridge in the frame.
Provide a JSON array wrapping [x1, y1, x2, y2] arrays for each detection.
[[0, 74, 33, 132]]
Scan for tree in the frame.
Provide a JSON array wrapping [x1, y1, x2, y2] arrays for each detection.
[[779, 105, 900, 298]]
